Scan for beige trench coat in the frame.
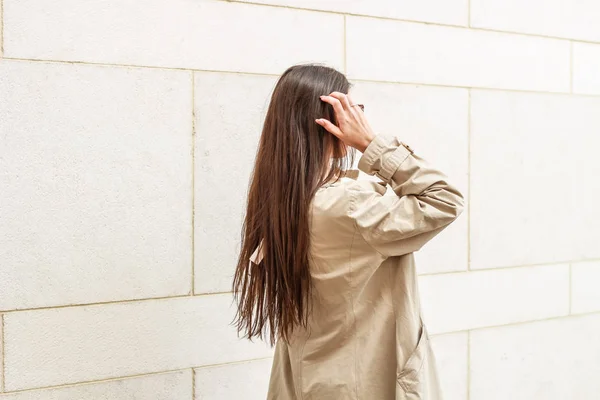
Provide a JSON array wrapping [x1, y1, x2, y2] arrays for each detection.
[[266, 134, 465, 400]]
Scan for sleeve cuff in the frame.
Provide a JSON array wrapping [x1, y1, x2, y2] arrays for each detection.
[[358, 134, 413, 182], [357, 134, 390, 174]]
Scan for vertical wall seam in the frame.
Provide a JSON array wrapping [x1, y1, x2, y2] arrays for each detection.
[[467, 0, 471, 27], [568, 263, 572, 314], [467, 89, 472, 270], [191, 368, 196, 399], [466, 330, 471, 400], [1, 314, 5, 392], [1, 0, 4, 57], [191, 71, 196, 296], [569, 41, 574, 93], [343, 15, 347, 74]]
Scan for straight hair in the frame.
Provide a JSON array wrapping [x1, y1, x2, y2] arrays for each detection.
[[232, 64, 354, 345]]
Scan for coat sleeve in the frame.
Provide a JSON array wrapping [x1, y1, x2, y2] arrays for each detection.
[[348, 134, 464, 257]]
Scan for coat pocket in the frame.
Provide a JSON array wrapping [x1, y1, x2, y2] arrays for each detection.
[[396, 322, 431, 400]]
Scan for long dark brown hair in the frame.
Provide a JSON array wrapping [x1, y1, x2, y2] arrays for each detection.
[[232, 64, 355, 345]]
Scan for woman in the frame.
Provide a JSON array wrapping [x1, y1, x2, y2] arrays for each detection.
[[233, 64, 464, 400]]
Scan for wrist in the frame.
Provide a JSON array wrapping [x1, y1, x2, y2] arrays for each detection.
[[358, 133, 376, 153]]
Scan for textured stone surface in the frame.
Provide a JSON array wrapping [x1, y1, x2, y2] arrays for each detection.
[[347, 17, 570, 92], [420, 264, 569, 334], [194, 72, 277, 294], [1, 0, 598, 396], [470, 90, 600, 269], [470, 314, 600, 400], [3, 0, 343, 73], [195, 359, 273, 400], [0, 371, 192, 399], [573, 42, 600, 95], [471, 0, 600, 42], [3, 295, 272, 391], [571, 261, 600, 314], [430, 333, 468, 400], [0, 60, 192, 311], [237, 0, 468, 26]]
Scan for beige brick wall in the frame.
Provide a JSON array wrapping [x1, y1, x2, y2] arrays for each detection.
[[1, 0, 599, 399]]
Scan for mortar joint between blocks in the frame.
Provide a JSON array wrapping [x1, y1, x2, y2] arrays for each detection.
[[223, 0, 600, 45], [4, 57, 600, 99], [568, 263, 573, 314], [0, 0, 4, 57], [467, 89, 472, 271], [1, 313, 5, 392], [467, 0, 471, 27], [0, 367, 193, 395], [466, 330, 471, 400], [191, 71, 196, 296], [569, 41, 574, 94], [192, 367, 196, 399]]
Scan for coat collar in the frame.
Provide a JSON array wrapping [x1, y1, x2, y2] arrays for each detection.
[[320, 169, 360, 189], [342, 169, 360, 180]]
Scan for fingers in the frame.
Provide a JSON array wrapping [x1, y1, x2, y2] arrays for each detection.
[[329, 91, 352, 109], [319, 95, 345, 117], [346, 94, 359, 110], [319, 92, 357, 138], [315, 118, 342, 137]]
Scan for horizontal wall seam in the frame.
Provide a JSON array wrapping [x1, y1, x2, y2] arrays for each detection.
[[4, 57, 600, 99], [0, 293, 194, 315], [1, 258, 598, 314], [433, 309, 600, 336], [219, 0, 600, 45], [0, 368, 191, 395], [453, 257, 600, 275], [4, 310, 600, 393], [0, 356, 273, 394], [0, 291, 234, 314], [0, 57, 279, 76]]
